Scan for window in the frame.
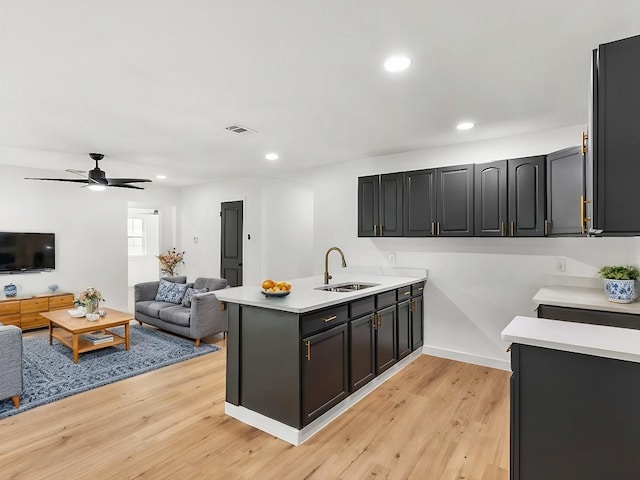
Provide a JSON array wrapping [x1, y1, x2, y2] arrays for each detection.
[[127, 217, 145, 256]]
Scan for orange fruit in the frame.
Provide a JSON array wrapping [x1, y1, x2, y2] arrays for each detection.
[[262, 279, 275, 290], [277, 281, 291, 291]]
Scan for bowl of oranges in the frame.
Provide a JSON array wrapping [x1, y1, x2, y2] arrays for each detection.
[[261, 279, 292, 297]]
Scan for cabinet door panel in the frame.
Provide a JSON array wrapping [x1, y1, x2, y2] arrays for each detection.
[[411, 295, 424, 350], [508, 156, 546, 236], [375, 305, 397, 374], [404, 169, 436, 236], [474, 160, 507, 236], [379, 173, 403, 236], [350, 314, 375, 392], [397, 300, 411, 360], [302, 324, 349, 425], [436, 165, 474, 236], [358, 175, 379, 237], [546, 147, 585, 235]]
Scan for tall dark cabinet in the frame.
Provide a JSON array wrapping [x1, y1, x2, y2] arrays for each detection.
[[546, 146, 586, 235], [590, 33, 640, 235]]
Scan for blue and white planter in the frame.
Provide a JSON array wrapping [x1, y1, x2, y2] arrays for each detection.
[[603, 279, 636, 303], [4, 283, 17, 297]]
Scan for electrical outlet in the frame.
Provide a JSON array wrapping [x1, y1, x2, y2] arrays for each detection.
[[555, 258, 566, 272], [388, 253, 397, 264], [193, 236, 198, 244]]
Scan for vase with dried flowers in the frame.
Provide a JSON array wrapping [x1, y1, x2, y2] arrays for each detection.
[[77, 286, 104, 314], [156, 248, 185, 276]]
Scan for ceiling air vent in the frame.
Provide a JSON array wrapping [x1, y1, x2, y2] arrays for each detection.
[[225, 124, 258, 135]]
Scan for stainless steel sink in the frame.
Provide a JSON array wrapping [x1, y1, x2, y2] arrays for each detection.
[[314, 282, 380, 293]]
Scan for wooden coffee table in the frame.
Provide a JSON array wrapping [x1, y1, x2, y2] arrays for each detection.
[[42, 307, 133, 363]]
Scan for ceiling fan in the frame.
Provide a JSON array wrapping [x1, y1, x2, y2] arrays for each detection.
[[25, 153, 152, 190]]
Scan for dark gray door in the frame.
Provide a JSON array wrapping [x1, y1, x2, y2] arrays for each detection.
[[379, 172, 403, 236], [508, 156, 546, 236], [546, 146, 585, 235], [349, 313, 376, 393], [404, 169, 436, 236], [436, 164, 474, 236], [357, 175, 379, 237], [474, 160, 508, 236], [594, 34, 640, 234], [220, 200, 243, 286]]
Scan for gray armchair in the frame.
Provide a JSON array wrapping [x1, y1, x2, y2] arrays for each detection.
[[134, 276, 228, 346], [0, 323, 23, 408]]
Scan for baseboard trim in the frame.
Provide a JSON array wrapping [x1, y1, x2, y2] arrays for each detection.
[[422, 345, 511, 371]]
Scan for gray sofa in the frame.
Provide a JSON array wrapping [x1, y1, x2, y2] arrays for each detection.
[[134, 276, 228, 346], [0, 322, 23, 408]]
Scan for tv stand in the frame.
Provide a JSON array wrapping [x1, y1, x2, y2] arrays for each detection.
[[0, 293, 75, 330]]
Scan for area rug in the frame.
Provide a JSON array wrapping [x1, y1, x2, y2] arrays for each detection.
[[0, 325, 220, 419]]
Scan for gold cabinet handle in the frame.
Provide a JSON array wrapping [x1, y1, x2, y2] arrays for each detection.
[[510, 222, 514, 237], [410, 300, 416, 312], [305, 340, 311, 361], [580, 195, 592, 235], [581, 132, 589, 154], [322, 315, 337, 323], [374, 224, 377, 236], [418, 286, 423, 291], [431, 222, 435, 236], [544, 220, 549, 236], [403, 291, 410, 296], [372, 314, 377, 330], [380, 225, 383, 236], [437, 222, 441, 236], [506, 343, 512, 353], [501, 222, 505, 237]]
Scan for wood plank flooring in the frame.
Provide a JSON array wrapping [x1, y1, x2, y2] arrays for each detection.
[[0, 330, 510, 479]]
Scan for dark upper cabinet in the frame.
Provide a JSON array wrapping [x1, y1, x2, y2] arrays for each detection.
[[474, 160, 508, 236], [546, 146, 586, 235], [357, 175, 379, 237], [436, 164, 474, 236], [591, 34, 640, 235], [403, 169, 436, 236], [357, 173, 403, 237], [508, 156, 546, 237]]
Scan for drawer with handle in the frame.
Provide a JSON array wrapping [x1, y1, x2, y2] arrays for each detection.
[[301, 305, 348, 336], [411, 282, 425, 297]]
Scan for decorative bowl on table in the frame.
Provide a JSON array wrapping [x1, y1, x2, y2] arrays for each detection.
[[67, 309, 86, 318], [262, 290, 291, 298], [85, 313, 100, 321], [261, 279, 292, 298]]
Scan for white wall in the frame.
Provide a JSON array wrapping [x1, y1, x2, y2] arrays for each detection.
[[178, 176, 314, 285], [293, 124, 639, 369], [0, 164, 179, 312]]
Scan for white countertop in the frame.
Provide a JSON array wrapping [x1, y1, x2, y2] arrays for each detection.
[[501, 315, 640, 364], [215, 272, 427, 313], [533, 285, 640, 314]]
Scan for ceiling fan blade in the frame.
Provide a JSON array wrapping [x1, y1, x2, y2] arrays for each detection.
[[106, 178, 152, 185], [107, 183, 146, 190], [25, 177, 89, 184], [65, 169, 87, 177]]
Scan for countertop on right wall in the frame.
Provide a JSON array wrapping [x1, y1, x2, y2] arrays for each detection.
[[533, 284, 640, 314]]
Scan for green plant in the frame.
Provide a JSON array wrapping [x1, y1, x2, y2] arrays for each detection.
[[598, 265, 640, 280]]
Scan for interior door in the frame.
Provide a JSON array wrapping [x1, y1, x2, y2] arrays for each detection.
[[220, 200, 243, 286]]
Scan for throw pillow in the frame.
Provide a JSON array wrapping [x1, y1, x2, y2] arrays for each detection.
[[182, 287, 209, 307], [155, 278, 188, 304]]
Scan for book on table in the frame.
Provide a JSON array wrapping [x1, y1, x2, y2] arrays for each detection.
[[83, 331, 113, 344]]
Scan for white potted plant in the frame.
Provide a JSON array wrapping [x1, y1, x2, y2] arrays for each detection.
[[598, 265, 639, 303]]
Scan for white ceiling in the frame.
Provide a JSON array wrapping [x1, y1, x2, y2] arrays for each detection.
[[1, 1, 640, 187]]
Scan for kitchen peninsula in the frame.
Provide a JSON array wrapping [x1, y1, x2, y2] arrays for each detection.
[[215, 271, 427, 445]]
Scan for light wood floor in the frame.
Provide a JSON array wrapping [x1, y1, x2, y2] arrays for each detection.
[[0, 331, 511, 480]]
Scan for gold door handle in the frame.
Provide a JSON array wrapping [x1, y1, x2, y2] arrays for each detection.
[[410, 300, 416, 312], [372, 314, 377, 329], [380, 225, 383, 236], [581, 132, 589, 154], [418, 287, 423, 291], [580, 195, 592, 235], [403, 291, 410, 296], [437, 222, 441, 236], [374, 224, 377, 236], [544, 220, 549, 236], [322, 315, 337, 323], [510, 222, 515, 237], [501, 222, 505, 237], [305, 340, 311, 361], [431, 222, 435, 236]]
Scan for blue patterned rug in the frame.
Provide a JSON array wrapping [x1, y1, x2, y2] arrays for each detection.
[[0, 325, 220, 419]]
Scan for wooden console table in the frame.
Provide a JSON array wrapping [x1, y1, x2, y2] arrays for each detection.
[[0, 293, 75, 330]]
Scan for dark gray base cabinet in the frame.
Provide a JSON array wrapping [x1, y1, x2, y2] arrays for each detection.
[[349, 312, 376, 393], [397, 299, 412, 360], [375, 304, 397, 374], [411, 294, 424, 350], [510, 343, 640, 479], [537, 303, 640, 330]]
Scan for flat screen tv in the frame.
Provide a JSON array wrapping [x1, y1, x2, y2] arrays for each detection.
[[0, 232, 56, 273]]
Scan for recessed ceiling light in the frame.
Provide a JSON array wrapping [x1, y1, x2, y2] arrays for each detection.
[[88, 184, 107, 192], [457, 122, 475, 131], [384, 55, 411, 73], [156, 174, 167, 180], [265, 153, 279, 161]]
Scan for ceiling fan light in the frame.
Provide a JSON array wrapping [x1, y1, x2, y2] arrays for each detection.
[[88, 184, 107, 192], [384, 55, 411, 73]]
